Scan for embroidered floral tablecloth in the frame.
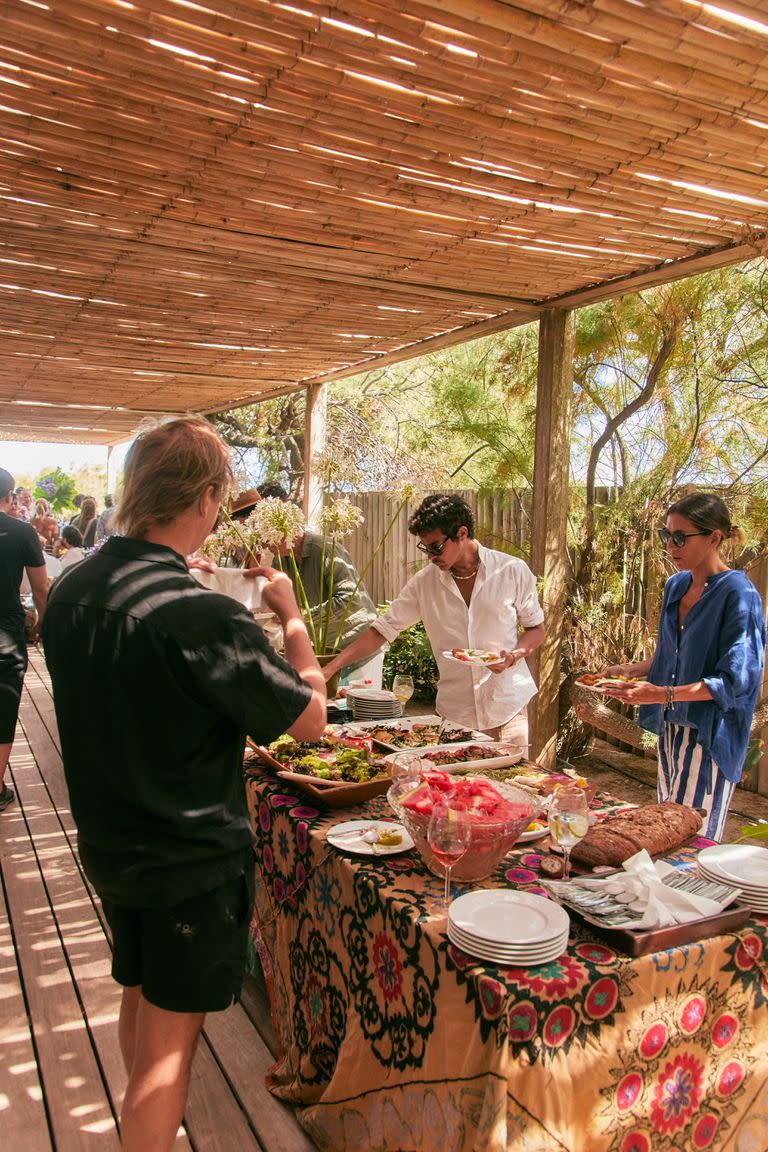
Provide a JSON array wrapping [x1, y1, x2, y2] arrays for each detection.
[[245, 773, 768, 1152]]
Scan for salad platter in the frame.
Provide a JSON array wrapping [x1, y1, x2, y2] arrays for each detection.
[[245, 733, 392, 807], [341, 714, 491, 751]]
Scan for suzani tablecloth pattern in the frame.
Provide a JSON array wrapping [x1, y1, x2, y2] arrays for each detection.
[[245, 774, 768, 1152]]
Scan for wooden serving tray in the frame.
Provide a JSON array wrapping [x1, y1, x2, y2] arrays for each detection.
[[569, 901, 752, 957], [245, 759, 392, 808]]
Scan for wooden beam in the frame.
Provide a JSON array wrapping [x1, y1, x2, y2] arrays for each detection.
[[528, 309, 574, 769], [303, 383, 327, 529]]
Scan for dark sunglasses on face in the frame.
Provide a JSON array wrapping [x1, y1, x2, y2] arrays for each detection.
[[657, 527, 711, 548], [417, 536, 450, 557]]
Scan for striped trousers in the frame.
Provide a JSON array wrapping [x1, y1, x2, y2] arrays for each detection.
[[657, 723, 735, 842]]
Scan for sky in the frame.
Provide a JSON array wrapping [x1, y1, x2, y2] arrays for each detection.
[[0, 439, 132, 488]]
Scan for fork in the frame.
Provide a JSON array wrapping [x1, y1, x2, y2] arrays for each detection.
[[663, 871, 741, 903]]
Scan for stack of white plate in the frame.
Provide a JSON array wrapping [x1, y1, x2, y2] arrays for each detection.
[[448, 889, 570, 965], [347, 688, 403, 720], [698, 844, 768, 913]]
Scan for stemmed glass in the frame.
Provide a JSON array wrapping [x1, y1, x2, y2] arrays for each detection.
[[427, 801, 472, 915], [388, 751, 423, 811], [547, 786, 590, 880], [392, 674, 414, 712]]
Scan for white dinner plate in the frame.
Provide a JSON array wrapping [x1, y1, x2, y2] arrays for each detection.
[[698, 845, 768, 887], [442, 649, 505, 667], [447, 924, 569, 964], [517, 823, 550, 843], [448, 920, 569, 956], [697, 863, 768, 902], [449, 889, 570, 946], [326, 819, 414, 856]]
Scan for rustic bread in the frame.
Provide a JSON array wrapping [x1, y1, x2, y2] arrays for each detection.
[[570, 802, 702, 869]]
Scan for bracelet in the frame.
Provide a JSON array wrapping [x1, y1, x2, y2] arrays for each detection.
[[664, 684, 675, 709]]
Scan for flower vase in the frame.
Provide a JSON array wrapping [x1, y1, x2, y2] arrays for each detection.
[[317, 653, 341, 700]]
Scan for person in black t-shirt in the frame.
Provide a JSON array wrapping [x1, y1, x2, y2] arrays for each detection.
[[0, 468, 48, 812], [43, 418, 326, 1152]]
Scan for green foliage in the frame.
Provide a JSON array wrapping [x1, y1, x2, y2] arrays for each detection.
[[382, 621, 438, 703], [33, 467, 76, 513]]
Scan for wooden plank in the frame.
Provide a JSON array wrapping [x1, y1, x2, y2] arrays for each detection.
[[203, 1003, 315, 1152], [0, 748, 122, 1150], [303, 383, 327, 532], [0, 821, 52, 1152], [528, 309, 575, 769]]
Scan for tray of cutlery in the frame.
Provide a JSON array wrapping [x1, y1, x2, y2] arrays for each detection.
[[543, 868, 752, 956]]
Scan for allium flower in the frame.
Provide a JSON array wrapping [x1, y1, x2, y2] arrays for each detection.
[[320, 497, 364, 541], [249, 497, 304, 552], [198, 520, 244, 563]]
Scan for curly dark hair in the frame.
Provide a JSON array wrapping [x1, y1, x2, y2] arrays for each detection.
[[408, 494, 475, 539]]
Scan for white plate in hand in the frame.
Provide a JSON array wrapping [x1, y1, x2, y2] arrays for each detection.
[[442, 649, 505, 667]]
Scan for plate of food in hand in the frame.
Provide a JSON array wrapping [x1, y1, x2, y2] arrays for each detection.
[[245, 732, 392, 806], [575, 672, 644, 693], [442, 648, 505, 666]]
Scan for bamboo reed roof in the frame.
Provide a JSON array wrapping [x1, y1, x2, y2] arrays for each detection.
[[2, 0, 768, 445]]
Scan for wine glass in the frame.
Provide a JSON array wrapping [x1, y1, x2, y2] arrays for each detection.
[[547, 786, 590, 880], [392, 674, 414, 712], [427, 801, 472, 915]]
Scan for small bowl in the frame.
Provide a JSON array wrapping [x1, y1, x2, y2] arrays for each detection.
[[388, 776, 541, 882]]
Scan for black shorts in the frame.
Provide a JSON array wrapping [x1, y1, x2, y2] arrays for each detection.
[[102, 867, 255, 1013], [0, 624, 28, 744]]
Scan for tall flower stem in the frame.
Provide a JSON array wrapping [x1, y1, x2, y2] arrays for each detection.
[[288, 546, 319, 651], [328, 495, 409, 654], [319, 537, 337, 653], [219, 508, 261, 568]]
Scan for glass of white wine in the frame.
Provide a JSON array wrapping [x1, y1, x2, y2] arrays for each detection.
[[547, 786, 590, 880], [391, 674, 414, 712]]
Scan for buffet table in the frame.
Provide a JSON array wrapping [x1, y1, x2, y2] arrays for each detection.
[[245, 772, 768, 1152]]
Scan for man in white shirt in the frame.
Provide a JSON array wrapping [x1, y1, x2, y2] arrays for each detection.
[[320, 494, 545, 745]]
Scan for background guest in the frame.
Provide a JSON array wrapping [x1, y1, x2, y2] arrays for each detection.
[[602, 493, 766, 840], [0, 468, 48, 813]]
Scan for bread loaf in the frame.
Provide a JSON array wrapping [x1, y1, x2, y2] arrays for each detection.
[[570, 802, 702, 869]]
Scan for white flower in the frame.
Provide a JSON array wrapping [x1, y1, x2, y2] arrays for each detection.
[[198, 520, 244, 563], [320, 497, 364, 540], [248, 498, 304, 551]]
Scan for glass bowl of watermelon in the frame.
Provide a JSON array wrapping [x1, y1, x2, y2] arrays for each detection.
[[389, 769, 542, 881]]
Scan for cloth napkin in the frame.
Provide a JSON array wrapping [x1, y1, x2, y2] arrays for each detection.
[[571, 850, 729, 930]]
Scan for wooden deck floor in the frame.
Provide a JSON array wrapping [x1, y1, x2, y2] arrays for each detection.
[[0, 648, 316, 1152]]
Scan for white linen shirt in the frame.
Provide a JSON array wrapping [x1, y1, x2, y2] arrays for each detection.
[[373, 544, 544, 730]]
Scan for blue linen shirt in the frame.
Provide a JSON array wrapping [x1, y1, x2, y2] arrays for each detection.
[[638, 569, 766, 782]]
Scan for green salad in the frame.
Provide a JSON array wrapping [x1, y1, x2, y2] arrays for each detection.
[[267, 736, 387, 783]]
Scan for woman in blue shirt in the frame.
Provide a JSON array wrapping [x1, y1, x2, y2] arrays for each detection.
[[602, 494, 766, 840]]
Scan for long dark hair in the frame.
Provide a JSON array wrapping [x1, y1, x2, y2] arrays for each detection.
[[667, 493, 732, 539]]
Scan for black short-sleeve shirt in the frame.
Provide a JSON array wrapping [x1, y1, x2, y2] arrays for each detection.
[[42, 537, 312, 907], [0, 511, 45, 629]]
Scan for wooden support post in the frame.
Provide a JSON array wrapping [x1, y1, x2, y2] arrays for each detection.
[[529, 309, 575, 768], [303, 383, 327, 529]]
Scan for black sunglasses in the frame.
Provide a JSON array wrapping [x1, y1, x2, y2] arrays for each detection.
[[657, 528, 711, 548], [417, 536, 450, 557]]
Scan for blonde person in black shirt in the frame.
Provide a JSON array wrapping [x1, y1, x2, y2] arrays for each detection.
[[43, 417, 325, 1152]]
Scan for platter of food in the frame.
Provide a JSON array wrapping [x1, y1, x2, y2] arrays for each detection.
[[442, 648, 505, 667], [517, 819, 549, 843], [384, 742, 525, 773], [245, 732, 392, 807], [341, 715, 491, 751]]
